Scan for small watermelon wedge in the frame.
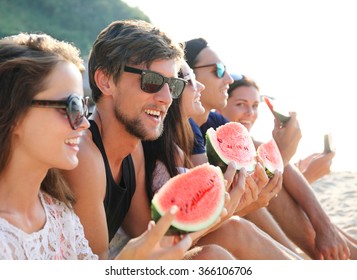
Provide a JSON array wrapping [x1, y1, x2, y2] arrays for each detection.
[[323, 133, 334, 153], [206, 122, 257, 173], [257, 139, 284, 178], [263, 96, 291, 125], [151, 163, 225, 235]]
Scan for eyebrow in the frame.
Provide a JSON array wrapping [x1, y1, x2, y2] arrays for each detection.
[[232, 98, 259, 104]]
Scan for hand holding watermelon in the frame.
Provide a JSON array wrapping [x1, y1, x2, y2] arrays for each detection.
[[272, 112, 302, 166], [187, 162, 248, 241], [263, 96, 291, 126], [233, 164, 265, 215], [221, 162, 247, 219], [116, 205, 192, 260], [251, 171, 283, 208]]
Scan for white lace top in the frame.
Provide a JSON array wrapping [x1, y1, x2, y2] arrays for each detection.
[[0, 191, 98, 260]]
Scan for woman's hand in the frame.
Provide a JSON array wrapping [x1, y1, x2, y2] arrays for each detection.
[[272, 112, 302, 166], [115, 206, 192, 260]]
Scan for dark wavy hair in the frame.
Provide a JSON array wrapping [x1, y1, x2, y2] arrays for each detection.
[[0, 33, 84, 207]]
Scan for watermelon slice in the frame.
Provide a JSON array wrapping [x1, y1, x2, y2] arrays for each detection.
[[206, 122, 257, 173], [257, 139, 284, 178], [151, 163, 225, 235], [323, 133, 334, 153], [263, 96, 291, 125]]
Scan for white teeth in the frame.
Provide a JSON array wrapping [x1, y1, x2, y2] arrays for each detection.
[[65, 137, 80, 145], [145, 109, 160, 117]]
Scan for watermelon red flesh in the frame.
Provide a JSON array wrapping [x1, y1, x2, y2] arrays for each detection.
[[257, 139, 284, 178], [151, 163, 225, 234], [206, 122, 257, 172]]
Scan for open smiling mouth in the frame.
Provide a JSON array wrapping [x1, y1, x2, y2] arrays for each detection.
[[145, 109, 161, 119]]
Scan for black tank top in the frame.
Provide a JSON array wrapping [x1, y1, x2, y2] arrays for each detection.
[[89, 120, 136, 241]]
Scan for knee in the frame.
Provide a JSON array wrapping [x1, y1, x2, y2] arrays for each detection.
[[218, 216, 261, 243], [187, 245, 235, 260], [225, 216, 256, 233]]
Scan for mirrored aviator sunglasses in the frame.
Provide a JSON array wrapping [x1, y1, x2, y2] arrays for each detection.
[[124, 66, 187, 99], [31, 94, 89, 130], [193, 62, 226, 78]]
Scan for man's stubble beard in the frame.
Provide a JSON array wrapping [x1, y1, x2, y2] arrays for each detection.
[[114, 106, 164, 141]]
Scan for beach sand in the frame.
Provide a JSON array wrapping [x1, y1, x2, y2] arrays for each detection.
[[312, 171, 357, 239]]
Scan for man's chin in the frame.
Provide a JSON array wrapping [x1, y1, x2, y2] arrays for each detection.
[[138, 127, 161, 141]]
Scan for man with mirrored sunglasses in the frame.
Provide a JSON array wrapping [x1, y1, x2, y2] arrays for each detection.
[[185, 38, 354, 260], [62, 20, 234, 260], [193, 62, 227, 79]]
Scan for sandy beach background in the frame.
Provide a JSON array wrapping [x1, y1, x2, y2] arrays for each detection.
[[312, 171, 357, 239]]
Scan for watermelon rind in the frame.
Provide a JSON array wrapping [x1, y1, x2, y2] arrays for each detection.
[[274, 111, 291, 124], [206, 128, 230, 173], [206, 123, 257, 173], [151, 163, 225, 235], [263, 96, 290, 124]]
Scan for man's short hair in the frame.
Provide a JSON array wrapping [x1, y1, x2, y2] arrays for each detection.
[[88, 19, 184, 102]]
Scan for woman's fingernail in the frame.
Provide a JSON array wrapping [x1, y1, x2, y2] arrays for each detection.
[[170, 205, 179, 215]]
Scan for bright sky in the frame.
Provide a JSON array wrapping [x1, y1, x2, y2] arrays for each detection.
[[125, 0, 357, 172]]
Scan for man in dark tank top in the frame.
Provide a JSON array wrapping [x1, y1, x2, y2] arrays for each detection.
[[61, 20, 189, 260]]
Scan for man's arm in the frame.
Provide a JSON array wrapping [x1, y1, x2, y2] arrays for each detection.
[[62, 133, 109, 259]]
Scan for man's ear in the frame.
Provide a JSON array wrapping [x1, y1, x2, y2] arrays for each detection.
[[94, 69, 112, 96]]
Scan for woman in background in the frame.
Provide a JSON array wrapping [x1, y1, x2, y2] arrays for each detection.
[[218, 74, 335, 184]]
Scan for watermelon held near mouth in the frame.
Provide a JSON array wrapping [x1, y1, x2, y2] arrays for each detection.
[[257, 139, 284, 178], [263, 96, 291, 125], [206, 122, 257, 173], [151, 163, 225, 235]]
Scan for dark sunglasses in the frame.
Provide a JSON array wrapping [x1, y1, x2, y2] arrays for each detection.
[[31, 94, 89, 130], [124, 66, 187, 99], [193, 62, 226, 78]]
